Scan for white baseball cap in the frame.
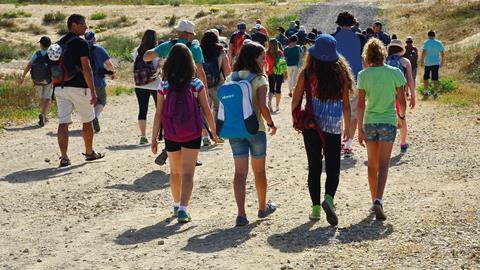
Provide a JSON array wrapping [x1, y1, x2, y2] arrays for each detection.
[[175, 20, 196, 35]]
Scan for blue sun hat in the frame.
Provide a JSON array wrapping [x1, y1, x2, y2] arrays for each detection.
[[308, 34, 340, 62]]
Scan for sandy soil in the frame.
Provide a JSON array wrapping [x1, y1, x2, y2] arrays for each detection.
[[1, 1, 480, 269]]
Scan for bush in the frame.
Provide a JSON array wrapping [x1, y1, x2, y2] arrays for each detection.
[[167, 14, 177, 27], [111, 85, 134, 96], [57, 24, 68, 35], [42, 11, 66, 25], [26, 24, 47, 35], [209, 7, 220, 13], [97, 15, 136, 29], [417, 78, 459, 94], [101, 35, 137, 62], [1, 10, 32, 19], [90, 12, 107, 20], [266, 14, 298, 34], [0, 19, 18, 31], [170, 0, 181, 7], [195, 10, 210, 18], [0, 42, 36, 62]]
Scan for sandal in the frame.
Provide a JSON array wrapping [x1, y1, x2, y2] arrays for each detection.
[[82, 151, 105, 161], [59, 157, 71, 167]]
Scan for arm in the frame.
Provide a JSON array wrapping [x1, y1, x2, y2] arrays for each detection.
[[258, 84, 277, 135], [104, 59, 116, 79], [221, 53, 232, 78], [80, 56, 96, 105], [228, 43, 234, 68], [396, 85, 407, 127], [197, 87, 218, 142], [342, 82, 351, 141], [402, 58, 416, 109], [151, 93, 164, 154], [143, 49, 159, 62], [440, 51, 445, 67], [291, 70, 304, 113], [357, 89, 366, 147], [196, 63, 208, 91], [18, 61, 32, 86]]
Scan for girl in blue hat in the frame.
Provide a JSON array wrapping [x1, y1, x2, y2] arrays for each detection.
[[291, 34, 353, 225]]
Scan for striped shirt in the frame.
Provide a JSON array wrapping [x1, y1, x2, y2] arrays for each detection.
[[158, 78, 204, 96], [312, 98, 343, 134]]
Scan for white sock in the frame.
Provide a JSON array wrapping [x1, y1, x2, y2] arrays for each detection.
[[173, 202, 180, 208], [345, 139, 353, 149], [374, 198, 383, 206], [179, 205, 187, 211]]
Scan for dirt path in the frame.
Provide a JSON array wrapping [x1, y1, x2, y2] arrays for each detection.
[[1, 2, 480, 270]]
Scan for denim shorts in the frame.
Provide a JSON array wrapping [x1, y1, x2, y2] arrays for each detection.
[[363, 124, 397, 142], [229, 132, 267, 158]]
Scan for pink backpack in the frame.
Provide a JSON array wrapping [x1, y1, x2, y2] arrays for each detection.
[[162, 82, 203, 142]]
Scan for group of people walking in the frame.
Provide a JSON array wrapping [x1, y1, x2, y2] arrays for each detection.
[[18, 11, 446, 226]]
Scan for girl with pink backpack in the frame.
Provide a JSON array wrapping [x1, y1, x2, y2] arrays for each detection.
[[151, 43, 218, 223]]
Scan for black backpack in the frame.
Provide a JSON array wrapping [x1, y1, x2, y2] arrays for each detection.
[[31, 51, 51, 86], [202, 56, 222, 87], [50, 36, 82, 86]]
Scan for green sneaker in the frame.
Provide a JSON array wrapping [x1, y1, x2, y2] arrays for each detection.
[[309, 205, 321, 220], [177, 210, 191, 223], [322, 195, 338, 226], [173, 206, 179, 217]]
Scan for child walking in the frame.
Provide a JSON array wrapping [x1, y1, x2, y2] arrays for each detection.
[[151, 43, 217, 223], [386, 39, 416, 153], [283, 35, 302, 98], [225, 42, 278, 226], [291, 34, 353, 226], [266, 38, 287, 112], [357, 38, 407, 220]]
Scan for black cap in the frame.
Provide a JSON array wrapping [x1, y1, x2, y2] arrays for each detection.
[[39, 36, 51, 47]]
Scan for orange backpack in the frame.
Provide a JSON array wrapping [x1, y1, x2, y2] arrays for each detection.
[[233, 32, 247, 57]]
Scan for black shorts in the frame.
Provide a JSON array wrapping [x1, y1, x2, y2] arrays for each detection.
[[268, 74, 284, 94], [165, 137, 202, 152], [424, 65, 439, 81]]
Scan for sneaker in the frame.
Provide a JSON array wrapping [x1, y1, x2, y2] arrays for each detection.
[[422, 90, 430, 96], [258, 201, 277, 218], [195, 160, 203, 167], [235, 215, 249, 227], [344, 148, 354, 159], [139, 136, 148, 145], [373, 199, 386, 220], [275, 106, 280, 112], [38, 114, 45, 127], [92, 117, 100, 133], [400, 143, 409, 154], [309, 205, 321, 220], [433, 92, 439, 99], [322, 198, 338, 226], [177, 210, 191, 223], [217, 137, 225, 144], [203, 137, 211, 147], [154, 149, 168, 166], [173, 206, 179, 217]]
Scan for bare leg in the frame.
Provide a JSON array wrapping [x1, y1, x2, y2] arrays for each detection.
[[82, 122, 94, 155], [251, 157, 267, 211], [375, 141, 394, 200], [233, 157, 249, 217], [179, 148, 199, 207], [167, 150, 182, 204], [58, 123, 69, 159], [366, 141, 380, 202], [138, 120, 147, 137], [400, 120, 407, 145], [41, 98, 51, 118], [433, 80, 439, 95], [275, 93, 281, 108], [349, 118, 357, 140]]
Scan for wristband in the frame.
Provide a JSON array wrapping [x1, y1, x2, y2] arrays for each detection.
[[267, 122, 275, 128], [398, 115, 405, 120]]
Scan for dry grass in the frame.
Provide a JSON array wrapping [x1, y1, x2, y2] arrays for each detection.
[[382, 0, 480, 106]]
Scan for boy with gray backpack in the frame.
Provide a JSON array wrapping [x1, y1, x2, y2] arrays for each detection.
[[18, 36, 53, 127]]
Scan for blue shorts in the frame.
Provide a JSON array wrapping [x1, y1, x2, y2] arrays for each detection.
[[363, 124, 397, 142], [229, 132, 267, 158]]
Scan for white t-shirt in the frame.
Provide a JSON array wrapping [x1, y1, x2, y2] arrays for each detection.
[[132, 50, 161, 91]]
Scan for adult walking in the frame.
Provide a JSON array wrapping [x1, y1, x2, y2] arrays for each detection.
[[18, 36, 53, 127], [421, 30, 445, 99], [372, 21, 391, 46], [357, 39, 407, 220], [84, 31, 116, 133], [133, 29, 160, 145], [404, 36, 419, 86], [333, 11, 367, 159], [54, 14, 104, 167], [228, 22, 251, 69], [291, 34, 353, 225]]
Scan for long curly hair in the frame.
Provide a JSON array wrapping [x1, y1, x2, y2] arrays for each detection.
[[362, 38, 387, 66], [162, 43, 196, 92], [302, 54, 354, 100]]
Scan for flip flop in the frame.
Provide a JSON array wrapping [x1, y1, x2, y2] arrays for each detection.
[[82, 151, 105, 161]]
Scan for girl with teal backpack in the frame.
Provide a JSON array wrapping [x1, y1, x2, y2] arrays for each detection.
[[266, 38, 288, 112]]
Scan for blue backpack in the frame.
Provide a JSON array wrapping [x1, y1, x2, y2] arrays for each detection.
[[386, 54, 405, 76], [216, 72, 259, 139]]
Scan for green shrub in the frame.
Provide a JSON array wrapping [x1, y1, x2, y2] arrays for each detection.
[[27, 24, 47, 35], [0, 19, 19, 31], [42, 11, 66, 25], [266, 14, 298, 34], [1, 9, 32, 19], [97, 15, 136, 29], [417, 78, 459, 94], [112, 85, 134, 96], [167, 14, 177, 27], [170, 0, 181, 7], [90, 12, 107, 20], [101, 35, 137, 62], [195, 10, 210, 18], [57, 24, 68, 35], [209, 7, 220, 13], [0, 42, 35, 62]]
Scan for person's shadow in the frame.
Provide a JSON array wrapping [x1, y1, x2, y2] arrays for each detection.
[[46, 130, 83, 137], [341, 158, 358, 170], [362, 153, 406, 167], [115, 218, 196, 245], [267, 221, 336, 253], [182, 220, 263, 253], [1, 163, 88, 183], [336, 214, 394, 244], [105, 144, 150, 151], [105, 170, 169, 192], [3, 125, 41, 132]]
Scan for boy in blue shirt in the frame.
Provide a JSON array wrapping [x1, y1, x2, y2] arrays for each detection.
[[283, 35, 301, 97], [421, 30, 445, 99]]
